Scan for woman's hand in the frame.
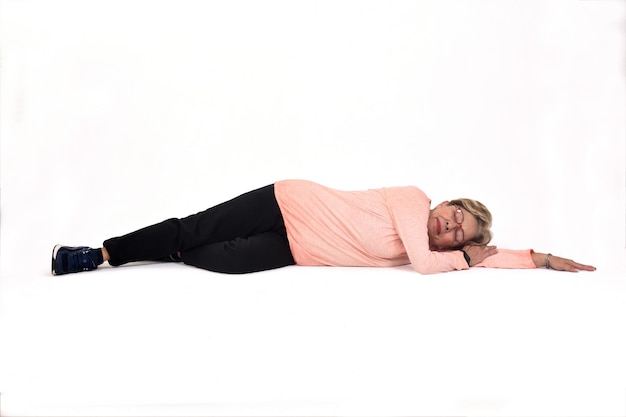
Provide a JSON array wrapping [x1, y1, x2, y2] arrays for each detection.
[[463, 244, 498, 267], [532, 252, 596, 272]]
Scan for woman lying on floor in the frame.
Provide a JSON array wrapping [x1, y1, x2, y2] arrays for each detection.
[[51, 180, 595, 276]]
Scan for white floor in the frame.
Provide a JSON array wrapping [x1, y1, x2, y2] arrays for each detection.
[[0, 257, 625, 416], [2, 1, 626, 416]]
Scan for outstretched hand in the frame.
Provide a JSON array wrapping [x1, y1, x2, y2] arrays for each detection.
[[462, 244, 498, 267], [534, 252, 596, 272]]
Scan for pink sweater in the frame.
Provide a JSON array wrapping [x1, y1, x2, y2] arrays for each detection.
[[274, 180, 536, 274]]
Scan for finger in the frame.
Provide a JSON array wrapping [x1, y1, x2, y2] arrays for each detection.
[[573, 262, 596, 271], [483, 247, 498, 260], [486, 246, 498, 255], [563, 259, 596, 271]]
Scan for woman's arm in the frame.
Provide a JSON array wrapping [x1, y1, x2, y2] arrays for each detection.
[[465, 245, 596, 272], [530, 251, 596, 272]]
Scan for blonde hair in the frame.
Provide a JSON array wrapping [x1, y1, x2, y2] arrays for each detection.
[[449, 198, 493, 246]]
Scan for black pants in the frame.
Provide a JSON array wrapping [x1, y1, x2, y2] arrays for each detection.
[[103, 184, 296, 274]]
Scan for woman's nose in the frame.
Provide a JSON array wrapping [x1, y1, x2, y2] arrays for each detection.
[[446, 221, 460, 232]]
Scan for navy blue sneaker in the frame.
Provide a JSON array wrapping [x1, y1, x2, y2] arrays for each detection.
[[52, 245, 103, 276]]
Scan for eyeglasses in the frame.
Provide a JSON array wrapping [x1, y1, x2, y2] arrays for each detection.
[[453, 205, 464, 244]]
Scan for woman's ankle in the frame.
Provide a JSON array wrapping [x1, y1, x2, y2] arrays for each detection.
[[101, 247, 110, 262]]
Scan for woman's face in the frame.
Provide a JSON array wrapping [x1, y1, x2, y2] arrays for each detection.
[[428, 202, 479, 250]]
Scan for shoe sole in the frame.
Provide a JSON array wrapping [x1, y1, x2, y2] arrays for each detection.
[[51, 244, 63, 275]]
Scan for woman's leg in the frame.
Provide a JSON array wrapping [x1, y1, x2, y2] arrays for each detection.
[[102, 247, 111, 262], [181, 231, 294, 274], [102, 184, 292, 268]]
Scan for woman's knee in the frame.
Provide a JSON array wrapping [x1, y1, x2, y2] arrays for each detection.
[[180, 235, 294, 274]]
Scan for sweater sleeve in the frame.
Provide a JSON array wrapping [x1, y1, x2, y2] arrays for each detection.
[[384, 187, 469, 274], [473, 249, 537, 269]]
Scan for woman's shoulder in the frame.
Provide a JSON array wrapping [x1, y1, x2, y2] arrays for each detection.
[[381, 185, 429, 200]]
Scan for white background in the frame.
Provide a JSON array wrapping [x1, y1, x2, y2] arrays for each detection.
[[1, 0, 625, 416]]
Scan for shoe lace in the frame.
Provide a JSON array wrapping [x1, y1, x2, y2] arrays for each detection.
[[71, 248, 97, 271]]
